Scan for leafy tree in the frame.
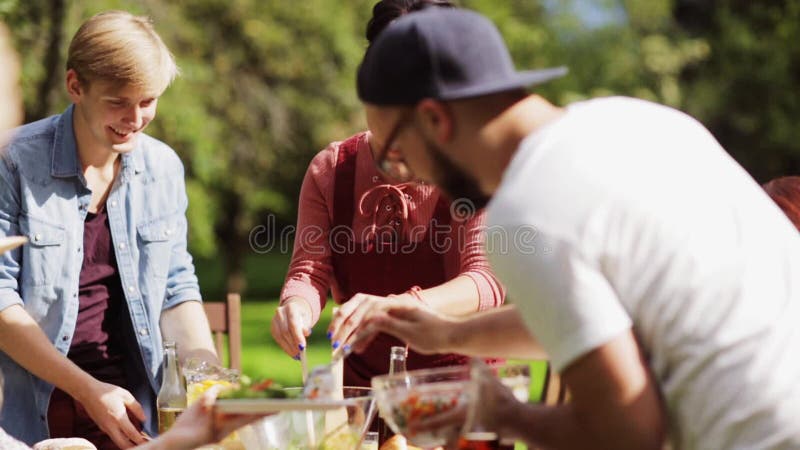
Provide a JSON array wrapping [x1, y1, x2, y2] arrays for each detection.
[[674, 0, 800, 181], [3, 0, 798, 295], [145, 0, 375, 292]]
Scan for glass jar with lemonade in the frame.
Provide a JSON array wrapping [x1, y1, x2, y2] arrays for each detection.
[[183, 358, 242, 449]]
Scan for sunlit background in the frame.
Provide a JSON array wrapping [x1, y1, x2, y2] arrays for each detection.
[[3, 0, 799, 388]]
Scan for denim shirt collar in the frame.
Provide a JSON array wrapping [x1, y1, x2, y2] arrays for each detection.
[[51, 104, 145, 180]]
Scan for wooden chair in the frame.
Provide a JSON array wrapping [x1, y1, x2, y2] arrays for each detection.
[[202, 293, 242, 371]]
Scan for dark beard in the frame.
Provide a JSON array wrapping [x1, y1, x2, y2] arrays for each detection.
[[421, 133, 491, 209]]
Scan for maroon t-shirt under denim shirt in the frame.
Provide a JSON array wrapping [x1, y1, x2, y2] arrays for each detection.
[[48, 205, 141, 449], [68, 205, 127, 381]]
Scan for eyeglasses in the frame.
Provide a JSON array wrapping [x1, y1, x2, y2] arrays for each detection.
[[374, 109, 416, 183]]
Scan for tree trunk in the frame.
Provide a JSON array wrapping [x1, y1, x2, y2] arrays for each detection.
[[27, 0, 66, 122], [218, 191, 248, 296], [225, 238, 248, 296]]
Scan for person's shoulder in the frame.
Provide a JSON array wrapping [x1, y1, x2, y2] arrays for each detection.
[[569, 96, 671, 113], [137, 133, 185, 175], [308, 131, 368, 176], [1, 115, 59, 158], [0, 115, 61, 182], [568, 96, 705, 130]]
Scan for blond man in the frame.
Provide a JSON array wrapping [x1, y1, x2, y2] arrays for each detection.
[[0, 12, 217, 449]]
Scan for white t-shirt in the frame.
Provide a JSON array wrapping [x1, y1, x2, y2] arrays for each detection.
[[486, 97, 800, 449]]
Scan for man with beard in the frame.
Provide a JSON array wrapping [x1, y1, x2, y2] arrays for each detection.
[[351, 7, 800, 450]]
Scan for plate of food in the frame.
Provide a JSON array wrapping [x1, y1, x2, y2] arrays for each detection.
[[214, 378, 358, 414]]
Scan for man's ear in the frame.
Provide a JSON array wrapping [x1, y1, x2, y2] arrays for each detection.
[[65, 69, 84, 103], [416, 99, 453, 145]]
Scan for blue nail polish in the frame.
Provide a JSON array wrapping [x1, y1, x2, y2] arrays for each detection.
[[332, 340, 340, 350], [343, 344, 351, 353], [299, 344, 305, 351], [294, 354, 301, 361], [326, 331, 333, 340]]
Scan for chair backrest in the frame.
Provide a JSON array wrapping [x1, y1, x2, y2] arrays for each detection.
[[202, 293, 242, 371], [541, 361, 569, 405]]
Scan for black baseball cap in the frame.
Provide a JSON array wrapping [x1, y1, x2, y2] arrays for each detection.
[[357, 8, 568, 105]]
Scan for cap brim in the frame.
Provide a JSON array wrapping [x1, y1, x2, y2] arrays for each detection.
[[439, 66, 568, 101]]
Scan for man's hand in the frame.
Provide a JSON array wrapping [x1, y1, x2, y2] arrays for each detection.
[[75, 380, 147, 449], [352, 298, 458, 354], [329, 292, 432, 352], [271, 297, 313, 359]]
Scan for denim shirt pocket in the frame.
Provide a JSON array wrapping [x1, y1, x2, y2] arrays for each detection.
[[17, 214, 66, 288], [17, 215, 66, 322], [136, 216, 177, 281]]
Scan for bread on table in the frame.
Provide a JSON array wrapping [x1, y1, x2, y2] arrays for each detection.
[[32, 438, 97, 450]]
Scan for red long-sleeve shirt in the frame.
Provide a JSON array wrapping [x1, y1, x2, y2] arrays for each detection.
[[280, 131, 505, 322]]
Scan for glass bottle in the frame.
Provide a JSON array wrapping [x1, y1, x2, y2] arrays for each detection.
[[157, 341, 187, 434], [389, 345, 407, 375], [380, 346, 408, 444]]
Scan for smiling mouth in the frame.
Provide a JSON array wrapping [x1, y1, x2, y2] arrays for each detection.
[[109, 125, 136, 137]]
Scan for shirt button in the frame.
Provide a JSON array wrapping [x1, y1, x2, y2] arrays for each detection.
[[61, 335, 69, 342], [110, 200, 117, 207], [128, 286, 135, 294], [405, 194, 412, 200], [372, 176, 379, 183], [33, 234, 41, 242], [385, 205, 393, 211], [119, 242, 126, 250], [139, 328, 149, 336], [73, 292, 78, 298]]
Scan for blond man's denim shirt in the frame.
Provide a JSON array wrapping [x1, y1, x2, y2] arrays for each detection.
[[0, 105, 202, 444]]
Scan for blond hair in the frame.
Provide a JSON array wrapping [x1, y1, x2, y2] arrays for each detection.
[[66, 11, 178, 93]]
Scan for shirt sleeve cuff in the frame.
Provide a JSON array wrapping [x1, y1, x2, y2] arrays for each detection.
[[462, 271, 505, 311], [163, 288, 203, 311], [0, 290, 23, 312], [280, 282, 323, 323], [549, 316, 633, 374]]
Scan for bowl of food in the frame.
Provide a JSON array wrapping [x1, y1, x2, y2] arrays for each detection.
[[236, 386, 377, 450], [371, 365, 471, 449]]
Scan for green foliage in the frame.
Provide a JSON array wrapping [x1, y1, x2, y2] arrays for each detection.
[[675, 0, 800, 180], [4, 0, 799, 285]]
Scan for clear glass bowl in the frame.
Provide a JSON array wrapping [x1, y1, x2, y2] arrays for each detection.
[[371, 365, 471, 449], [237, 386, 377, 450]]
